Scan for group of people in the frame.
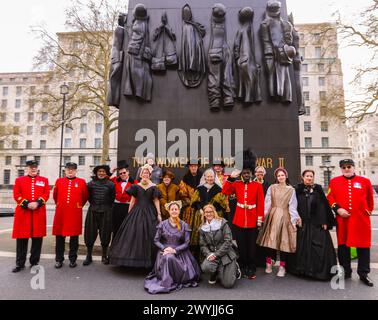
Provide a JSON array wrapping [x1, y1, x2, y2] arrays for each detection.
[[11, 153, 375, 294]]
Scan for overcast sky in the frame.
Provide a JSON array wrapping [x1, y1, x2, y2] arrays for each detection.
[[0, 0, 373, 101]]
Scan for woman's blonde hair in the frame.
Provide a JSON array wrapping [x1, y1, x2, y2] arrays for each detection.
[[201, 204, 222, 225], [167, 201, 182, 231]]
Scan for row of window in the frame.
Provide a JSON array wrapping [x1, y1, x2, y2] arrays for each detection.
[[301, 63, 325, 73], [302, 77, 326, 87], [1, 99, 23, 108], [299, 46, 323, 59], [303, 121, 328, 132], [0, 138, 103, 150], [0, 85, 49, 97], [305, 155, 331, 167], [304, 137, 329, 148], [303, 106, 328, 117], [303, 91, 327, 101]]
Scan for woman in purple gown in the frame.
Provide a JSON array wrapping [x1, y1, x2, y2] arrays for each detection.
[[144, 201, 201, 294]]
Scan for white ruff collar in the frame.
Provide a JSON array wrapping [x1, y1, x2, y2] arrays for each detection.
[[201, 219, 222, 232]]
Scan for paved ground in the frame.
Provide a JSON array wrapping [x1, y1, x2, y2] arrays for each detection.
[[0, 210, 377, 300]]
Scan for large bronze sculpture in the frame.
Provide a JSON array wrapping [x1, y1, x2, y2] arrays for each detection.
[[289, 13, 306, 115], [178, 4, 207, 88], [107, 13, 127, 108], [207, 3, 235, 110], [123, 3, 153, 101], [233, 7, 262, 104], [151, 12, 178, 71], [260, 0, 296, 103]]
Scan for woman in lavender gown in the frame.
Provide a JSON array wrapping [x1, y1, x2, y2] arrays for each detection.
[[144, 201, 201, 294]]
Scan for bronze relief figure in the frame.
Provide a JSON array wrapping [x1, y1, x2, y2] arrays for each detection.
[[151, 12, 178, 72], [207, 3, 235, 110], [123, 3, 153, 101], [107, 13, 127, 108], [260, 0, 296, 103], [233, 7, 262, 104], [178, 4, 207, 88]]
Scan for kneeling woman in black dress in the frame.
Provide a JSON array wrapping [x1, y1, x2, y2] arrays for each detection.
[[288, 169, 337, 280], [109, 164, 162, 268]]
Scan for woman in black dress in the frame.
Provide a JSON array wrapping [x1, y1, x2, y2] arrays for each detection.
[[109, 164, 162, 269], [288, 170, 337, 280]]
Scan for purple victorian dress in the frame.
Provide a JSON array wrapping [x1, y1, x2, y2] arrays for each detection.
[[144, 219, 201, 294]]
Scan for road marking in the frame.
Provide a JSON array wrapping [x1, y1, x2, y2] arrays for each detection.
[[0, 251, 101, 261]]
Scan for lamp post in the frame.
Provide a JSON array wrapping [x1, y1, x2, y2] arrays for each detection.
[[59, 83, 69, 178], [324, 159, 331, 188]]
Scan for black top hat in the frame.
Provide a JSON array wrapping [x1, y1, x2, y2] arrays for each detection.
[[339, 159, 355, 167], [234, 149, 257, 172], [93, 165, 112, 177], [26, 160, 39, 167], [117, 160, 129, 169], [65, 162, 78, 169], [186, 158, 201, 167], [212, 158, 225, 167]]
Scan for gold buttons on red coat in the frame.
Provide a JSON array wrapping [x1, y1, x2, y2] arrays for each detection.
[[348, 180, 352, 210], [67, 180, 72, 204], [31, 178, 35, 201]]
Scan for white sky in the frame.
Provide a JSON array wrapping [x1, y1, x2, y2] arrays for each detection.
[[0, 0, 373, 101]]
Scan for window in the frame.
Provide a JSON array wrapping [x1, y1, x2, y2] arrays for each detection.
[[318, 63, 325, 72], [26, 126, 33, 135], [321, 121, 328, 132], [23, 78, 28, 82], [313, 33, 321, 42], [3, 170, 10, 185], [322, 156, 331, 165], [0, 112, 6, 122], [303, 91, 310, 101], [30, 86, 36, 95], [80, 138, 87, 149], [65, 125, 73, 134], [13, 126, 19, 135], [20, 156, 27, 166], [1, 99, 7, 108], [318, 77, 325, 86], [94, 138, 102, 148], [34, 156, 40, 164], [28, 112, 34, 122], [26, 140, 32, 149], [95, 123, 102, 134], [0, 140, 4, 149], [63, 156, 71, 164], [29, 99, 36, 108], [302, 77, 309, 86], [79, 156, 86, 166], [5, 156, 11, 165], [315, 47, 322, 58], [319, 91, 326, 100], [40, 140, 47, 149], [14, 113, 20, 122], [305, 156, 313, 166], [12, 140, 18, 149], [15, 99, 21, 108], [43, 85, 49, 93], [302, 64, 308, 72], [304, 121, 312, 132], [2, 87, 8, 96], [93, 156, 101, 166], [40, 126, 48, 135], [18, 170, 25, 177], [64, 138, 72, 148], [80, 123, 87, 134], [16, 86, 22, 96], [41, 112, 48, 121], [300, 47, 305, 59], [322, 137, 329, 148], [305, 106, 311, 116], [305, 137, 312, 148], [320, 107, 327, 117], [324, 171, 332, 188]]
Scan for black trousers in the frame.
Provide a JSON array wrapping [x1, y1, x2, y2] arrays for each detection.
[[112, 203, 129, 238], [16, 238, 43, 267], [338, 245, 370, 277], [55, 236, 79, 263], [84, 207, 112, 248], [233, 226, 257, 273]]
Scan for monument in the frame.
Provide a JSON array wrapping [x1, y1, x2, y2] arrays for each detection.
[[110, 0, 304, 181]]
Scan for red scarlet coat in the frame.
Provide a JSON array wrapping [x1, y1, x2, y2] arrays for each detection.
[[12, 175, 50, 239], [327, 175, 374, 248], [110, 177, 137, 203], [52, 177, 89, 236], [223, 179, 264, 228]]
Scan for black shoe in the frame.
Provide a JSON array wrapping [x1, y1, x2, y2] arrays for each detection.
[[102, 256, 109, 265], [83, 256, 92, 266], [360, 275, 374, 287], [55, 261, 63, 269], [12, 266, 25, 273], [102, 247, 109, 265], [29, 262, 39, 268], [69, 261, 77, 268], [208, 273, 217, 284]]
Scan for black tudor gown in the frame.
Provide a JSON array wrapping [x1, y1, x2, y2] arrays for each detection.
[[109, 184, 161, 268], [287, 183, 337, 280]]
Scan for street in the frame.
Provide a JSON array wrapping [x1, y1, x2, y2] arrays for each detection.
[[1, 210, 377, 300]]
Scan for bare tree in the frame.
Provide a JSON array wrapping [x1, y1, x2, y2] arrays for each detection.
[[335, 0, 378, 121], [31, 0, 126, 162]]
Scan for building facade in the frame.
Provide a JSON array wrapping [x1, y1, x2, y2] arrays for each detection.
[[297, 23, 352, 188]]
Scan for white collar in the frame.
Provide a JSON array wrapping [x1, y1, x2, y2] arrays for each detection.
[[201, 219, 222, 232]]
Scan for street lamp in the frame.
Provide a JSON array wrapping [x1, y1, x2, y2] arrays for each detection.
[[324, 159, 331, 187], [59, 83, 69, 178]]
